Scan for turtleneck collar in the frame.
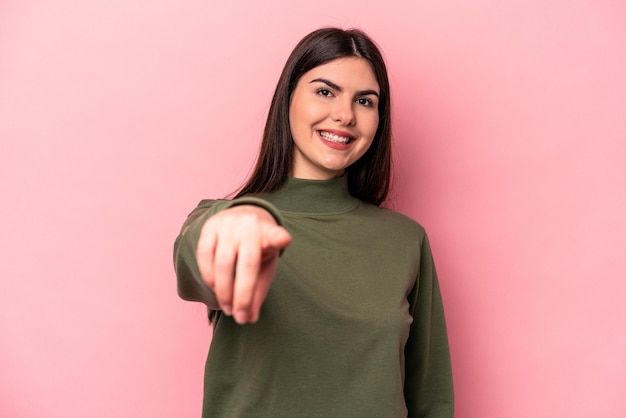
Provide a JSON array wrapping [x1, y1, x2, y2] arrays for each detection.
[[259, 175, 360, 214]]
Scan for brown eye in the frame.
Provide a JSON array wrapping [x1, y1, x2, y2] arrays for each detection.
[[357, 97, 374, 107], [316, 89, 333, 97]]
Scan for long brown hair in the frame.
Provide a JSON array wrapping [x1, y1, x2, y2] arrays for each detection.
[[235, 27, 392, 206]]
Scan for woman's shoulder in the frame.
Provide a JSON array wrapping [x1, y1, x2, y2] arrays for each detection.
[[357, 202, 427, 237]]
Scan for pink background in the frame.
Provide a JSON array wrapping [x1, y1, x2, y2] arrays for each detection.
[[1, 0, 625, 417]]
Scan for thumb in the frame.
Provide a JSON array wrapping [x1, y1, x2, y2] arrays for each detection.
[[263, 225, 292, 250]]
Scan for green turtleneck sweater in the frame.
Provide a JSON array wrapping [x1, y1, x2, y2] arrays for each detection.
[[173, 176, 453, 417]]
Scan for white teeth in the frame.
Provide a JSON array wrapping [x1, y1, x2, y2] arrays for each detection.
[[319, 131, 350, 144]]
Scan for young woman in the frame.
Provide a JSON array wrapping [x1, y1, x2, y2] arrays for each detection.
[[174, 27, 454, 417]]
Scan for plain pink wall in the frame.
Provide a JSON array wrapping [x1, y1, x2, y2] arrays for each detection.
[[1, 0, 625, 417]]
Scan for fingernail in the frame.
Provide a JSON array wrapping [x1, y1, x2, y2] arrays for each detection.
[[221, 304, 232, 316], [234, 310, 248, 324]]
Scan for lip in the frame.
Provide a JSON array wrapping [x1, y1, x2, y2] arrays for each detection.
[[318, 129, 355, 140], [316, 129, 355, 150]]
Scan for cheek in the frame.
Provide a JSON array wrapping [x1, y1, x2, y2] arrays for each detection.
[[359, 117, 378, 149], [364, 114, 380, 138], [290, 98, 319, 134]]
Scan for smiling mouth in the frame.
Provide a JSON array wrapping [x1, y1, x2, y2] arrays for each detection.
[[318, 130, 353, 144]]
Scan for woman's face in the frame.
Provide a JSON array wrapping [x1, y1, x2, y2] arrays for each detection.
[[288, 57, 380, 180]]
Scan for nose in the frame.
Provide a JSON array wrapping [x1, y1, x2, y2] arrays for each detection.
[[331, 99, 355, 126]]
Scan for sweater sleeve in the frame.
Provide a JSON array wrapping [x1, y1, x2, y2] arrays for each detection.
[[172, 197, 284, 309], [404, 232, 454, 417]]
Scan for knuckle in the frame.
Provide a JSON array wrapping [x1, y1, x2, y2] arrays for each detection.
[[216, 293, 232, 305], [204, 276, 215, 289], [213, 278, 233, 301], [196, 239, 212, 257], [214, 254, 234, 270], [234, 283, 254, 306], [238, 256, 259, 271]]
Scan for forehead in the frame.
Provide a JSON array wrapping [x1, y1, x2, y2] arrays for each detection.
[[300, 57, 379, 91]]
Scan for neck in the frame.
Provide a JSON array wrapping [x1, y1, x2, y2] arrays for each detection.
[[260, 175, 359, 214]]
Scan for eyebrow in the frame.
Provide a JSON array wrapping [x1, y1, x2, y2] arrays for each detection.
[[310, 78, 379, 97]]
